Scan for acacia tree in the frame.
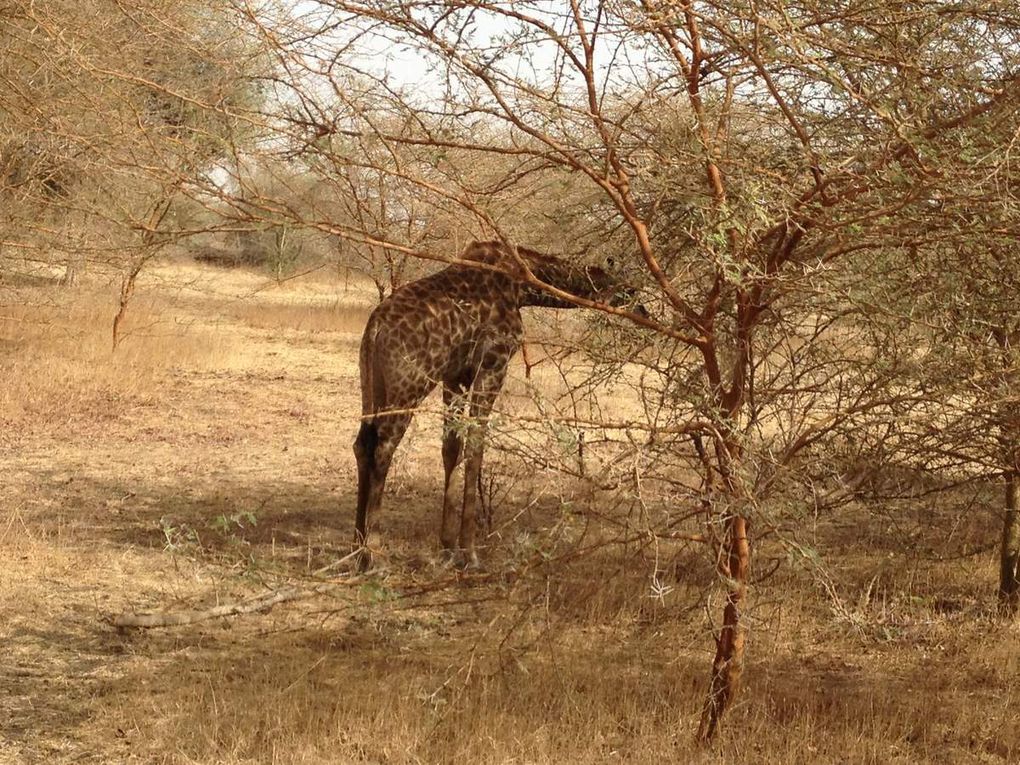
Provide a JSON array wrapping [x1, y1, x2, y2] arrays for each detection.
[[876, 208, 1020, 615], [803, 48, 1020, 617], [925, 248, 1019, 616], [231, 0, 1020, 738], [1, 0, 266, 320], [289, 128, 453, 298], [926, 121, 1020, 615]]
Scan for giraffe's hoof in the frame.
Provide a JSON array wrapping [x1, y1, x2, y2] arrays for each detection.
[[439, 547, 485, 571], [457, 549, 484, 572], [443, 548, 466, 569], [437, 547, 458, 568], [355, 547, 373, 573]]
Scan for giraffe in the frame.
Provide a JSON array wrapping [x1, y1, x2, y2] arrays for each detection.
[[353, 240, 638, 570]]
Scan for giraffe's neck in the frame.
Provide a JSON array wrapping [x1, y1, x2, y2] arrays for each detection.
[[518, 287, 588, 309], [457, 240, 628, 310], [519, 264, 612, 309]]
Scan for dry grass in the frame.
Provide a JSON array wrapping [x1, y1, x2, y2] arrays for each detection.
[[1, 298, 233, 424], [1, 260, 1017, 764], [230, 301, 372, 336]]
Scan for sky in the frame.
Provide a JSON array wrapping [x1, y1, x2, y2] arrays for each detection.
[[282, 1, 654, 108]]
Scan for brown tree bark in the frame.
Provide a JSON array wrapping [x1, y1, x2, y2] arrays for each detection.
[[111, 260, 143, 351], [999, 468, 1020, 617], [698, 509, 750, 741]]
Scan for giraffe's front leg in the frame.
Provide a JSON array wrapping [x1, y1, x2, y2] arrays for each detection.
[[459, 430, 484, 570], [440, 386, 467, 556]]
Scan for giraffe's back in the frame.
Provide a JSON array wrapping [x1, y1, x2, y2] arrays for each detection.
[[359, 266, 524, 416]]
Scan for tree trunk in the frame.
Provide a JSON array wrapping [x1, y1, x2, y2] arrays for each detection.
[[112, 261, 143, 351], [698, 509, 750, 741], [999, 469, 1020, 617], [59, 252, 84, 287]]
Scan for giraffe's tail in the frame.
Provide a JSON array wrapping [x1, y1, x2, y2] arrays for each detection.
[[359, 308, 388, 406]]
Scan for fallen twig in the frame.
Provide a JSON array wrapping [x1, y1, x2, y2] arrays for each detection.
[[109, 553, 510, 630], [111, 585, 323, 629], [110, 547, 388, 630]]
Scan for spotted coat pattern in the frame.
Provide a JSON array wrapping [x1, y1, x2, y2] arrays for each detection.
[[353, 240, 622, 569]]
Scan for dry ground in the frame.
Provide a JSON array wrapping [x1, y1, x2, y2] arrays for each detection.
[[1, 259, 1017, 764]]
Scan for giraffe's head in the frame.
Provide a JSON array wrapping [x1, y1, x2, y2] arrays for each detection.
[[461, 241, 646, 314], [510, 247, 644, 315]]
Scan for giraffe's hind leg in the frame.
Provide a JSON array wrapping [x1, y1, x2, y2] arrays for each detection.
[[458, 365, 508, 569], [353, 412, 411, 571]]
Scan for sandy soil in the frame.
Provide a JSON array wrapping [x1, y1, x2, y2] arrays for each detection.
[[1, 260, 1017, 764]]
